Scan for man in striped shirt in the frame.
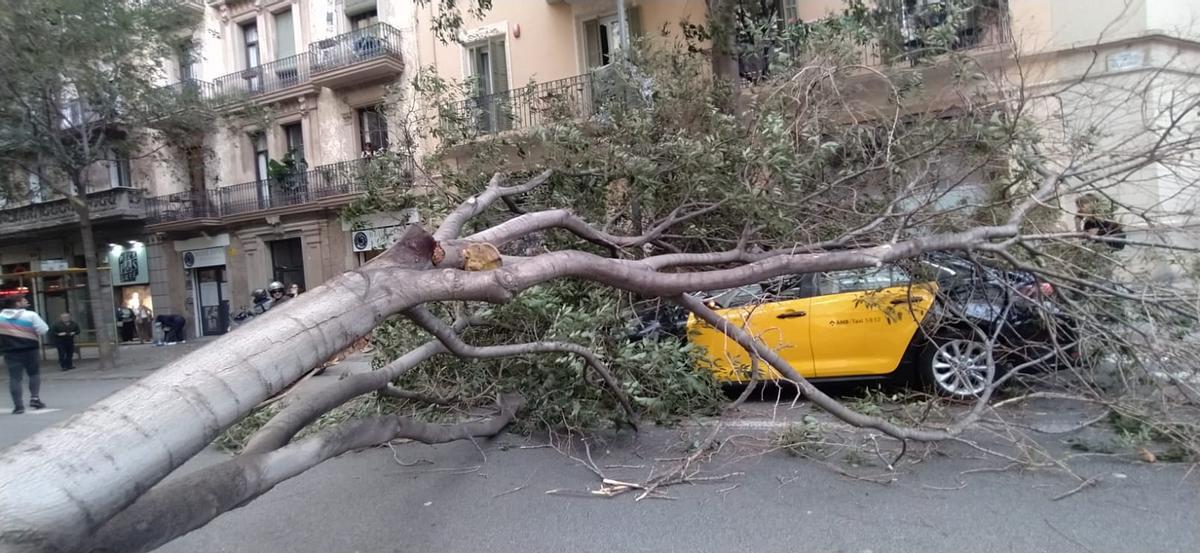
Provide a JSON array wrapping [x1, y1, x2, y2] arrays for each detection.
[[1, 296, 49, 414]]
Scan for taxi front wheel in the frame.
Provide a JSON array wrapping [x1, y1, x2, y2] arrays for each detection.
[[919, 338, 996, 399]]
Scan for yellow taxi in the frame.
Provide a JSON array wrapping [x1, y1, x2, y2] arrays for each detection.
[[660, 259, 1074, 398]]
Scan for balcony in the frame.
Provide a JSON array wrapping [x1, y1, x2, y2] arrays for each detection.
[[446, 71, 628, 136], [181, 0, 204, 12], [144, 190, 221, 227], [150, 22, 405, 114], [145, 158, 410, 229], [211, 52, 314, 106], [309, 23, 404, 90], [0, 187, 146, 237]]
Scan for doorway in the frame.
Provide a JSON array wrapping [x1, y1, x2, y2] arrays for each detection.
[[269, 238, 306, 291], [194, 267, 229, 336]]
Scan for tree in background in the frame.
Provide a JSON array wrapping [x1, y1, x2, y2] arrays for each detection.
[[0, 0, 200, 366]]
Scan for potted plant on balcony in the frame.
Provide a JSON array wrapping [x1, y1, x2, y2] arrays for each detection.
[[267, 152, 306, 197]]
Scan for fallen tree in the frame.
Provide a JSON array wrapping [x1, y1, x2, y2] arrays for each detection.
[[3, 5, 1200, 553]]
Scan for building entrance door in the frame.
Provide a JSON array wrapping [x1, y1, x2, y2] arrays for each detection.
[[269, 238, 306, 291], [195, 266, 229, 336]]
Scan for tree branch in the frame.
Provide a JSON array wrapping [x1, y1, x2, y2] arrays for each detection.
[[88, 394, 525, 553], [405, 306, 639, 427], [434, 170, 553, 241]]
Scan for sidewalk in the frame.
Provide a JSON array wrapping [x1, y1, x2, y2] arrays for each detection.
[[1, 337, 219, 382]]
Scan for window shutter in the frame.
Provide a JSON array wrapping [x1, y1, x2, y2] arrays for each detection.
[[275, 10, 296, 58], [584, 19, 602, 68], [627, 6, 642, 39], [489, 38, 508, 94]]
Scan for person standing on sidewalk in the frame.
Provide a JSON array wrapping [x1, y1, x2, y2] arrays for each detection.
[[135, 303, 153, 343], [1, 296, 49, 414], [49, 312, 81, 371]]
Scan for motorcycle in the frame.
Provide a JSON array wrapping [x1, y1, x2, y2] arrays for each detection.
[[227, 289, 273, 332]]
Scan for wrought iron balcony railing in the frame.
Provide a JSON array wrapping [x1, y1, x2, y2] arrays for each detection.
[[152, 22, 404, 110], [310, 22, 403, 73], [145, 157, 413, 224]]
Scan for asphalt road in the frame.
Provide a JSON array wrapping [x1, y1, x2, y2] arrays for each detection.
[[3, 358, 1197, 553], [159, 425, 1198, 553]]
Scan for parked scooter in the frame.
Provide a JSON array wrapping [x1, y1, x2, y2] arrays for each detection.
[[228, 288, 273, 331]]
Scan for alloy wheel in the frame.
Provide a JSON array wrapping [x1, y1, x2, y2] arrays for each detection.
[[931, 339, 991, 397]]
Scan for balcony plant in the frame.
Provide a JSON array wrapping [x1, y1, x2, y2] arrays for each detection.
[[266, 152, 306, 193]]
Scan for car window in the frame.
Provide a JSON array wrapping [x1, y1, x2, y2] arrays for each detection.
[[700, 275, 815, 308], [816, 266, 911, 295], [762, 275, 813, 300]]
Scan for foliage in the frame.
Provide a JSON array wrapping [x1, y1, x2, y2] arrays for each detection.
[[773, 416, 826, 456], [345, 12, 1027, 437], [370, 280, 725, 433], [0, 0, 202, 180]]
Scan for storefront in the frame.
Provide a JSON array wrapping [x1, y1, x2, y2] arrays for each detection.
[[181, 246, 229, 337], [107, 240, 154, 342], [0, 267, 117, 347]]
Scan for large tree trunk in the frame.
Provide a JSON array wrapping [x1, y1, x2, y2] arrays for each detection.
[[0, 227, 448, 552], [76, 198, 116, 369]]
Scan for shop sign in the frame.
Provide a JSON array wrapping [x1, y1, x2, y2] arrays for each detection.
[[182, 247, 226, 269], [39, 259, 69, 271], [108, 248, 149, 285]]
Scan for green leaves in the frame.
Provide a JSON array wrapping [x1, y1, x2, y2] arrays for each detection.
[[371, 282, 724, 433]]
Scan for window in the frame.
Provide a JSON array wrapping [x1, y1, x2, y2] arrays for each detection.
[[108, 154, 131, 189], [178, 40, 198, 82], [358, 106, 388, 153], [274, 10, 296, 58], [28, 172, 43, 203], [466, 37, 508, 97], [465, 37, 509, 133], [283, 122, 305, 164], [777, 0, 796, 23], [583, 9, 639, 69], [242, 23, 260, 69], [249, 132, 270, 207], [350, 9, 378, 31], [242, 22, 261, 91], [816, 267, 912, 296], [584, 15, 623, 68]]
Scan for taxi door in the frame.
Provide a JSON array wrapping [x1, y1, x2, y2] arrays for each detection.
[[808, 268, 935, 378], [686, 294, 815, 383]]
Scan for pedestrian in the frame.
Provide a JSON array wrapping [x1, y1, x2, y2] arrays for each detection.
[[155, 314, 186, 344], [287, 283, 301, 299], [115, 305, 136, 342], [135, 303, 153, 343], [49, 312, 81, 371], [1, 296, 49, 414]]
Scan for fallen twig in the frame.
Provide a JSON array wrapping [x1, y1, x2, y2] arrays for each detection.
[[1052, 475, 1101, 501]]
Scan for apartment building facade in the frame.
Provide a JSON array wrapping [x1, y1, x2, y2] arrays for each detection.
[[137, 0, 420, 337]]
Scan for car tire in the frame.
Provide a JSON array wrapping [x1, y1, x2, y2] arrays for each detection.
[[918, 337, 997, 399]]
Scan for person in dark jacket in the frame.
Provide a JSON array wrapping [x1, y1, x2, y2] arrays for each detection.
[[1, 296, 49, 414], [116, 306, 136, 342], [155, 314, 186, 344], [49, 312, 81, 371]]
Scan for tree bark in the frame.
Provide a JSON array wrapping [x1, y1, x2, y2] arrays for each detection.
[[74, 180, 115, 369], [0, 226, 446, 553], [87, 394, 525, 553]]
